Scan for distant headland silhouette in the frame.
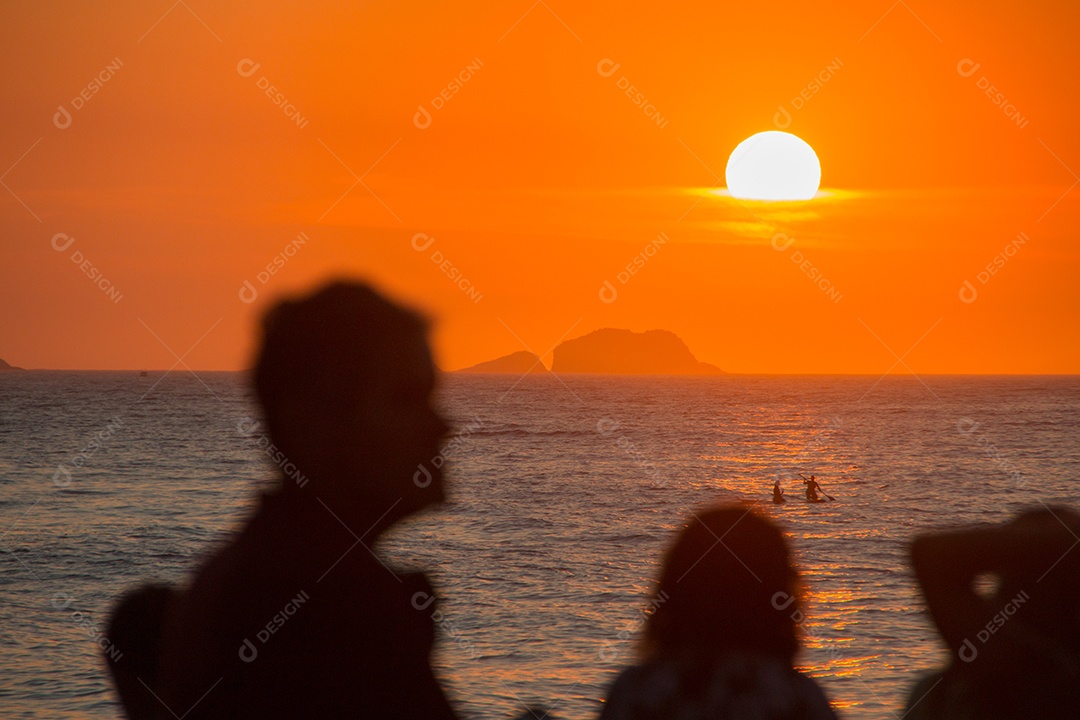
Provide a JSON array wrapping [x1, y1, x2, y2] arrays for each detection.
[[455, 328, 724, 375], [456, 350, 547, 375], [0, 359, 25, 371]]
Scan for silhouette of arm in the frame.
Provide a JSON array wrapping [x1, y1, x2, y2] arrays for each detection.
[[911, 526, 1008, 652], [911, 518, 1076, 653]]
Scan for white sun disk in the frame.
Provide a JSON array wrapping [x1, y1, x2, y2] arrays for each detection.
[[725, 131, 821, 201]]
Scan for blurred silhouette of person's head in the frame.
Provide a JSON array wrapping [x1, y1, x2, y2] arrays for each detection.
[[601, 504, 836, 719], [644, 505, 799, 669], [252, 280, 449, 531], [105, 583, 173, 720]]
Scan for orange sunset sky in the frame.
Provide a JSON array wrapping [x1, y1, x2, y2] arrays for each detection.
[[2, 1, 1078, 373]]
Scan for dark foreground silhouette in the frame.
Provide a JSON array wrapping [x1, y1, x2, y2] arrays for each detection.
[[105, 584, 174, 719], [600, 505, 837, 720], [905, 506, 1080, 720], [108, 281, 457, 719]]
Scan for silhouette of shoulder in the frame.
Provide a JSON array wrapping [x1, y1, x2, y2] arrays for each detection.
[[159, 491, 455, 719], [601, 654, 836, 720]]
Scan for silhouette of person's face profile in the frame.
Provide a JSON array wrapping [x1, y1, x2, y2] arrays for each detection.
[[254, 281, 450, 528], [338, 328, 449, 513]]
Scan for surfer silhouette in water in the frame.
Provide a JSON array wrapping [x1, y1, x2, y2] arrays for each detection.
[[803, 475, 822, 501], [772, 479, 785, 503], [109, 281, 460, 719]]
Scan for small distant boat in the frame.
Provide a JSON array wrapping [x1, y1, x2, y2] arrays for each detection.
[[140, 371, 148, 377]]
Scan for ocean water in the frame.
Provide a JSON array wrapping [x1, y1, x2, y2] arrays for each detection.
[[1, 371, 1078, 719]]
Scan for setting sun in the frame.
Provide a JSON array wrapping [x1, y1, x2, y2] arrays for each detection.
[[725, 131, 821, 201]]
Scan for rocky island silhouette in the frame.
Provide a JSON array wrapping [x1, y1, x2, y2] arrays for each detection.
[[455, 328, 723, 375]]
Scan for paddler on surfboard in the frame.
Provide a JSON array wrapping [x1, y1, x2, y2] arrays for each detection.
[[799, 473, 834, 501]]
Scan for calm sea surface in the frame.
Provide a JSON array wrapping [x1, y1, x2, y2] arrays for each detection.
[[1, 372, 1078, 719]]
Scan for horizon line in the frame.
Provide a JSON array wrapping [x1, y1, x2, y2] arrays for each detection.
[[4, 368, 1079, 377]]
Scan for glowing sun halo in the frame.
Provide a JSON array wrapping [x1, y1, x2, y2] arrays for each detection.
[[725, 131, 821, 201]]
